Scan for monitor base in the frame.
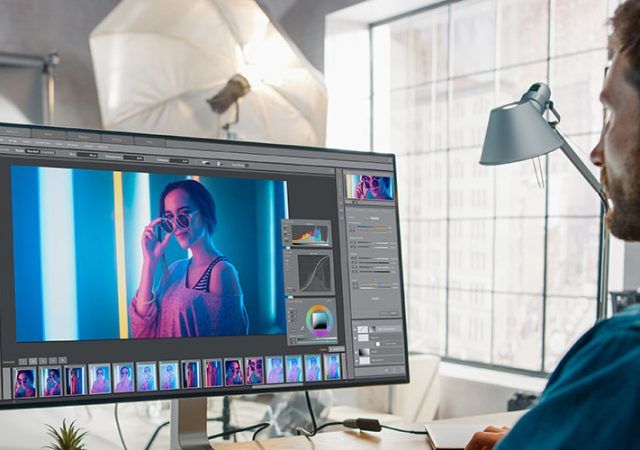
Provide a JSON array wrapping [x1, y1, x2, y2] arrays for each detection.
[[170, 397, 215, 449]]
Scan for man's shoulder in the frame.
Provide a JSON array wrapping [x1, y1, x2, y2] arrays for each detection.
[[544, 307, 640, 394], [593, 305, 640, 350], [497, 311, 640, 449]]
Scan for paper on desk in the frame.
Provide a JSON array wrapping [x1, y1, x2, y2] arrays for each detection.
[[424, 409, 526, 449], [424, 423, 495, 450]]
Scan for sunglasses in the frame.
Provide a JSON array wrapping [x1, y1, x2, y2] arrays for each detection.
[[160, 210, 199, 234], [362, 176, 383, 188]]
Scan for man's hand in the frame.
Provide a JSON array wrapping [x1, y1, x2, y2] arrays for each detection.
[[464, 426, 510, 450]]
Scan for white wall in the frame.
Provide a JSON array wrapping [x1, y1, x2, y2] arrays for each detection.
[[0, 0, 119, 128], [624, 242, 640, 290], [258, 0, 365, 72]]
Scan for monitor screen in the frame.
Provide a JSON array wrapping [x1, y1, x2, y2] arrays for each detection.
[[0, 123, 408, 407]]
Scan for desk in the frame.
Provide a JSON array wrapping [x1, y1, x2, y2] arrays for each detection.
[[0, 400, 524, 449], [217, 428, 427, 450], [216, 411, 525, 450]]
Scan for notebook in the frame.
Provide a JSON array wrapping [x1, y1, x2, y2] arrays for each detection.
[[424, 423, 487, 450]]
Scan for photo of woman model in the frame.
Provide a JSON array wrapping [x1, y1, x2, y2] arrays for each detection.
[[129, 180, 249, 338], [12, 166, 288, 342]]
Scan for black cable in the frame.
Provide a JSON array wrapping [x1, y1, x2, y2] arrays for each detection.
[[144, 416, 223, 450], [294, 397, 429, 437], [208, 422, 271, 440], [314, 421, 343, 433], [380, 424, 428, 435], [144, 420, 169, 450], [114, 403, 128, 450], [251, 423, 271, 441], [296, 390, 319, 437]]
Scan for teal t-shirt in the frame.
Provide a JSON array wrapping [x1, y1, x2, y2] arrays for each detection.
[[497, 304, 640, 449]]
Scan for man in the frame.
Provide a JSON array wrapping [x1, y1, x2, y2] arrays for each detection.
[[466, 1, 640, 448]]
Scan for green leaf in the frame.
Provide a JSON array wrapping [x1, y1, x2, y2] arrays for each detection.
[[44, 418, 87, 450]]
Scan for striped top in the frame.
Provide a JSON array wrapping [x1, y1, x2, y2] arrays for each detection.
[[129, 258, 248, 338], [191, 256, 229, 292]]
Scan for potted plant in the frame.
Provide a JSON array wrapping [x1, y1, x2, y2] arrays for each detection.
[[45, 419, 88, 450]]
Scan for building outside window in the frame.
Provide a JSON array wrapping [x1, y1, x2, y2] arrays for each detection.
[[326, 0, 623, 374]]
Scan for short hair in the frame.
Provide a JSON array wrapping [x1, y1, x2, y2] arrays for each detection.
[[611, 0, 640, 96]]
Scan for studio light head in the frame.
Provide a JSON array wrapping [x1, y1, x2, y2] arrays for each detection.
[[206, 74, 251, 114]]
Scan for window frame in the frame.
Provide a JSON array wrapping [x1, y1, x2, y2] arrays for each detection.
[[368, 0, 610, 376]]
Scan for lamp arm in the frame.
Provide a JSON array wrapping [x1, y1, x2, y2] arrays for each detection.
[[556, 132, 609, 211], [555, 130, 610, 320]]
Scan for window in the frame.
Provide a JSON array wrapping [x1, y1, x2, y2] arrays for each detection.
[[368, 0, 618, 374]]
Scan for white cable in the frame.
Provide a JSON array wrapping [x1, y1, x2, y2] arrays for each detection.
[[114, 403, 128, 450], [531, 158, 544, 189]]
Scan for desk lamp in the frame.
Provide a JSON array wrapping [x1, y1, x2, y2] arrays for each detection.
[[480, 82, 610, 319]]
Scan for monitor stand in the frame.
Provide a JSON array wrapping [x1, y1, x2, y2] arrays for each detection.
[[170, 397, 214, 449]]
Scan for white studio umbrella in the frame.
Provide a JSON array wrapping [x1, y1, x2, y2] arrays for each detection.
[[89, 0, 327, 146]]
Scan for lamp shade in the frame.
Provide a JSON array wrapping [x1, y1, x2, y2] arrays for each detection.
[[480, 100, 563, 166]]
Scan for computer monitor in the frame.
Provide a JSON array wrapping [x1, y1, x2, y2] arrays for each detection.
[[0, 122, 408, 442]]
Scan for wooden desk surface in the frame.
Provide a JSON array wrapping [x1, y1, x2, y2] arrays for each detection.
[[215, 411, 525, 450], [217, 428, 428, 450]]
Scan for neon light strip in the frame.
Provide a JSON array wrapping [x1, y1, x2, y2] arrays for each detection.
[[38, 167, 78, 340], [130, 172, 151, 308], [186, 176, 199, 258], [267, 181, 276, 321], [283, 181, 289, 219], [113, 172, 129, 339]]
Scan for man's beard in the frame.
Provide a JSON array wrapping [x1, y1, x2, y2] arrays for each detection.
[[603, 166, 640, 241]]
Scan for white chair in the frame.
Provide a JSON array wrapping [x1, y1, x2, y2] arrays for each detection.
[[329, 354, 440, 424]]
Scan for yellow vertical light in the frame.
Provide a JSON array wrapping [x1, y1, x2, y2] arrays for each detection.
[[113, 171, 129, 338]]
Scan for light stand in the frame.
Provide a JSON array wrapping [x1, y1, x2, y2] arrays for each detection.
[[206, 74, 250, 140]]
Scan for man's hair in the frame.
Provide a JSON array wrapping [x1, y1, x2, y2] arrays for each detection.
[[611, 0, 640, 96]]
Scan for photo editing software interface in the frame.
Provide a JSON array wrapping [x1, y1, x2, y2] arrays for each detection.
[[0, 124, 407, 406]]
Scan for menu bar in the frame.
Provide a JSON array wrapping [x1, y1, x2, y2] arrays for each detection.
[[0, 124, 394, 165], [0, 133, 392, 173]]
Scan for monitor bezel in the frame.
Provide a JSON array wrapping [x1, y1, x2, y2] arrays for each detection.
[[0, 122, 410, 410]]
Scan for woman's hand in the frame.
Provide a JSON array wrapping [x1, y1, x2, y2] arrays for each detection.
[[142, 218, 172, 266], [465, 426, 510, 450], [354, 179, 367, 199]]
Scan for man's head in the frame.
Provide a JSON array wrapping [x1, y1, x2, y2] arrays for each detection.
[[591, 0, 640, 241]]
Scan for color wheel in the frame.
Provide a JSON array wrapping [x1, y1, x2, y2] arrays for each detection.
[[305, 304, 333, 337]]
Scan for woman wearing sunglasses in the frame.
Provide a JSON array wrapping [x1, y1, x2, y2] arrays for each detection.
[[129, 179, 248, 338], [354, 175, 392, 200]]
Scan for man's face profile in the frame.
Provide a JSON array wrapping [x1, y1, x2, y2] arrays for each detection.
[[591, 47, 640, 241]]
